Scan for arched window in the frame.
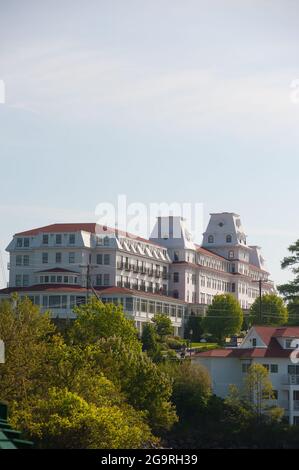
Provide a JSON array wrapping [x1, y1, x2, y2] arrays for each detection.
[[208, 235, 214, 244], [226, 235, 232, 243]]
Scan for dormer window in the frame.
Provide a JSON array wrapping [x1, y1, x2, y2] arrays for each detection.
[[226, 235, 232, 243], [228, 250, 234, 259], [252, 338, 257, 347], [208, 235, 214, 244]]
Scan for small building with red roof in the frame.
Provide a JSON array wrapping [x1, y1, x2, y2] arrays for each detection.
[[193, 326, 299, 425]]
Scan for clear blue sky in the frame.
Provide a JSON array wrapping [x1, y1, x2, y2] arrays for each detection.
[[0, 0, 299, 287]]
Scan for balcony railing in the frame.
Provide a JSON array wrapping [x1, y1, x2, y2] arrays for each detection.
[[282, 375, 299, 385]]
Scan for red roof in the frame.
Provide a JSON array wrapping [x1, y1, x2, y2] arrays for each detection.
[[0, 284, 186, 304], [195, 326, 299, 359], [195, 345, 292, 359], [36, 268, 80, 274], [195, 245, 228, 261], [272, 327, 299, 338], [15, 223, 163, 247]]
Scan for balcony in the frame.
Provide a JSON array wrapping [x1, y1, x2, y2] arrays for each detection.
[[282, 375, 299, 385], [117, 262, 124, 270]]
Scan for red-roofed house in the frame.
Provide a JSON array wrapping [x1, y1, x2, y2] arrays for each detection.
[[193, 326, 299, 425]]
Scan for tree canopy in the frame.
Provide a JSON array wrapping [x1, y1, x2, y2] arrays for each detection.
[[204, 294, 243, 343], [278, 239, 299, 302], [249, 294, 288, 326]]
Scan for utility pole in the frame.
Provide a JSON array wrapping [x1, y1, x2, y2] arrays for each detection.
[[252, 279, 263, 323], [80, 263, 97, 302], [259, 279, 262, 323]]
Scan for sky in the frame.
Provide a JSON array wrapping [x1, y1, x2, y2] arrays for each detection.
[[0, 0, 299, 288]]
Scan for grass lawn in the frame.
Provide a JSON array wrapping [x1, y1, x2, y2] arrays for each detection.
[[190, 342, 218, 350]]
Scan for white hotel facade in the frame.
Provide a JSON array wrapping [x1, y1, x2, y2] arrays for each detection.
[[0, 212, 274, 335]]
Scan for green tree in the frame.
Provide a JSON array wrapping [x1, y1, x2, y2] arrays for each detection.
[[249, 294, 288, 326], [141, 323, 162, 361], [287, 299, 299, 325], [152, 314, 173, 340], [204, 294, 243, 344], [278, 239, 299, 302], [69, 297, 140, 352], [11, 387, 157, 449], [87, 337, 177, 432], [243, 364, 283, 419], [66, 299, 178, 433], [163, 361, 211, 424], [184, 316, 204, 342], [0, 296, 57, 403]]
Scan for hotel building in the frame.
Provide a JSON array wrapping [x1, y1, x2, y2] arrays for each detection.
[[0, 212, 274, 335]]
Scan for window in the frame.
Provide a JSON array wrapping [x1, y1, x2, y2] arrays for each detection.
[[97, 254, 103, 264], [231, 283, 236, 293], [104, 254, 110, 265], [24, 238, 30, 248], [208, 235, 214, 244], [103, 274, 110, 286], [16, 238, 23, 247], [56, 252, 62, 263], [173, 272, 179, 283], [226, 235, 232, 243], [192, 274, 196, 285], [15, 275, 22, 287], [96, 274, 102, 286], [23, 255, 29, 266], [16, 255, 22, 266], [228, 250, 234, 259], [104, 236, 109, 246], [55, 234, 62, 244], [173, 290, 179, 299], [69, 234, 75, 244], [96, 236, 103, 245], [252, 338, 257, 347], [286, 339, 295, 349], [42, 252, 48, 264], [242, 363, 250, 373], [23, 275, 29, 287], [174, 251, 179, 262], [288, 365, 299, 375], [271, 364, 278, 374], [262, 364, 269, 371], [42, 234, 49, 245], [64, 276, 69, 283], [69, 252, 75, 264]]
